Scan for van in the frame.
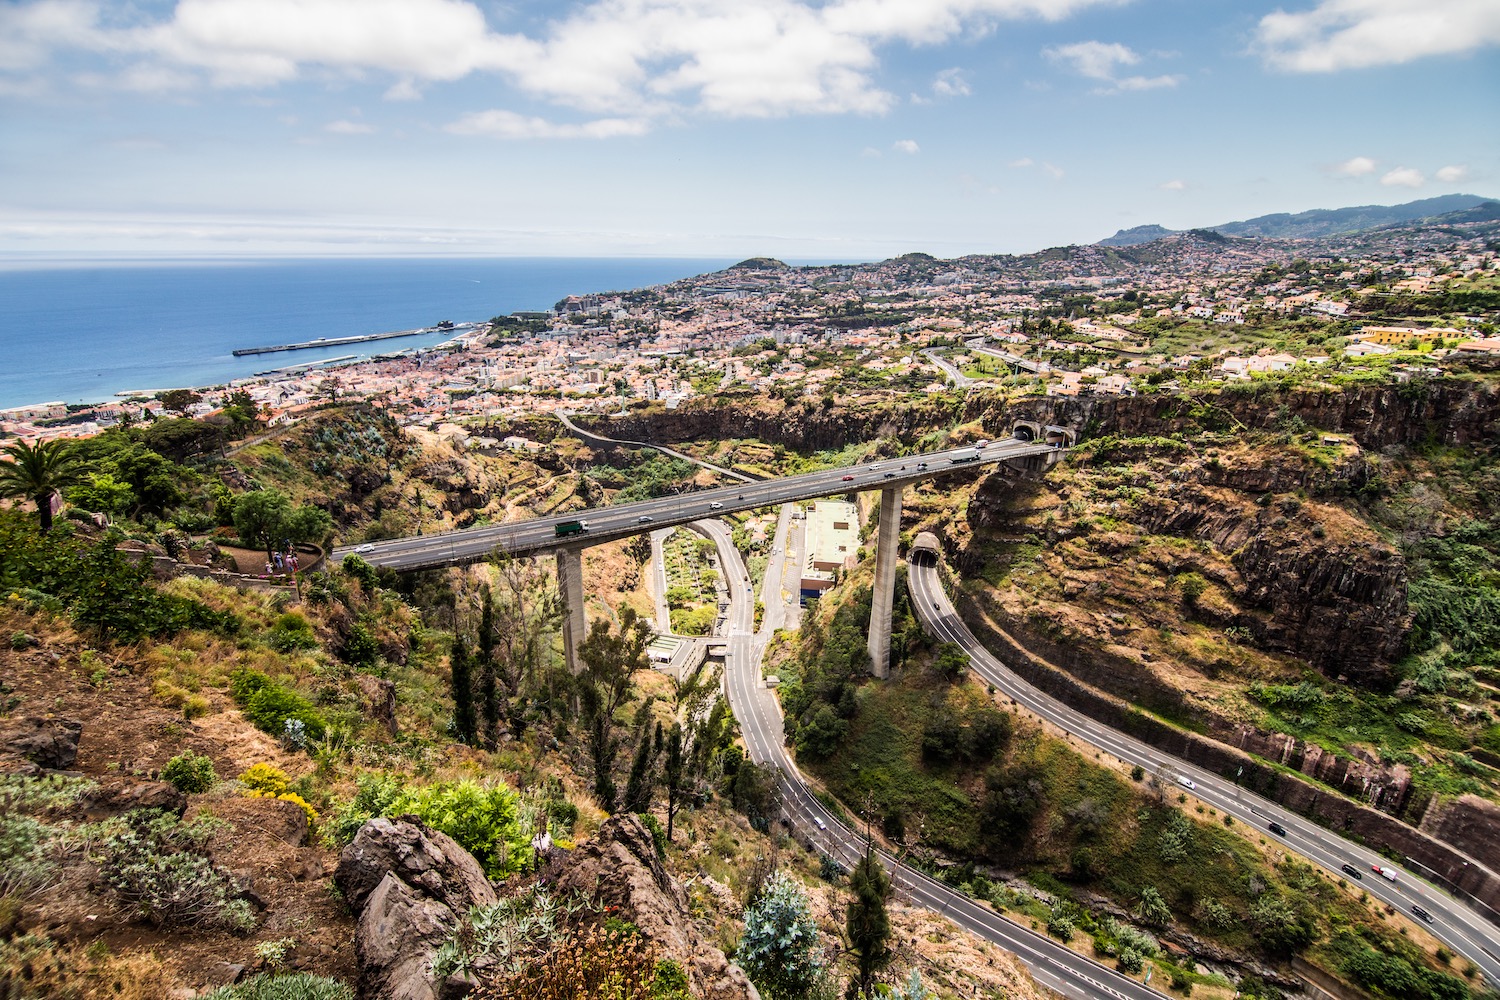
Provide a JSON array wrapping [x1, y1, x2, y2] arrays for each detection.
[[814, 816, 827, 831]]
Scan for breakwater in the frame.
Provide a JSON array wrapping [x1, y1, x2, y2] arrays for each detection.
[[232, 327, 437, 356]]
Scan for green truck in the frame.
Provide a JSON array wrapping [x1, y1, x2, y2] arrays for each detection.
[[554, 519, 590, 538]]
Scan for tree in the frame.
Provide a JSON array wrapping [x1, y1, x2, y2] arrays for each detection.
[[449, 635, 478, 745], [662, 722, 685, 840], [156, 388, 202, 417], [232, 489, 331, 564], [0, 439, 86, 532], [477, 584, 501, 747], [738, 871, 825, 1000], [577, 607, 653, 813], [846, 841, 892, 998]]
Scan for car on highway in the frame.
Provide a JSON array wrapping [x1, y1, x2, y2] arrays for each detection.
[[1372, 865, 1398, 882], [1341, 864, 1364, 881], [814, 816, 827, 831], [709, 501, 724, 509], [1176, 776, 1196, 791], [841, 475, 855, 481], [917, 462, 928, 469], [354, 543, 375, 553], [637, 515, 654, 523], [1269, 822, 1288, 836], [976, 439, 989, 447], [1411, 905, 1433, 924], [883, 472, 895, 479]]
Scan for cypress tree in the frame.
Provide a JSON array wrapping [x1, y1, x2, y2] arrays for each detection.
[[450, 635, 477, 745], [478, 584, 500, 747], [847, 839, 892, 998]]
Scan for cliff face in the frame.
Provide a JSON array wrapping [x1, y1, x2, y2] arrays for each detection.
[[574, 395, 964, 453], [976, 378, 1500, 450]]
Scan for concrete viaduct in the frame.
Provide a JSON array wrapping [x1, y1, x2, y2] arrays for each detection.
[[333, 423, 1075, 676]]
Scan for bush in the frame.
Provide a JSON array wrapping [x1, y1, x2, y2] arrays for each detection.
[[387, 780, 529, 879], [1117, 947, 1143, 974], [162, 752, 217, 794], [201, 972, 353, 1000], [239, 763, 290, 796], [231, 671, 326, 743], [95, 813, 255, 932], [268, 613, 319, 654]]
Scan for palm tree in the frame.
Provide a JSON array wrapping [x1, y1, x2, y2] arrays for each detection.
[[0, 439, 86, 532]]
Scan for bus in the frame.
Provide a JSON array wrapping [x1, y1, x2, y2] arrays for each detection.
[[554, 520, 590, 538]]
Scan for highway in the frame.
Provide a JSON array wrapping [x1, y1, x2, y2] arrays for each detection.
[[907, 556, 1500, 988], [332, 439, 1055, 571], [707, 509, 1165, 1000]]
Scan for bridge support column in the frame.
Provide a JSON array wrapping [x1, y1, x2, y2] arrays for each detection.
[[556, 547, 587, 675], [868, 485, 903, 679]]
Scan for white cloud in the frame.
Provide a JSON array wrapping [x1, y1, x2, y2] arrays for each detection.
[[1044, 40, 1137, 80], [1435, 164, 1469, 182], [1160, 178, 1186, 190], [931, 67, 970, 97], [860, 146, 882, 157], [444, 109, 650, 139], [1380, 166, 1425, 188], [1008, 156, 1034, 168], [1110, 73, 1181, 91], [325, 119, 375, 134], [1333, 155, 1377, 176], [1256, 0, 1500, 72], [1, 0, 1125, 126], [1044, 39, 1180, 93], [893, 138, 920, 154], [1041, 161, 1064, 179]]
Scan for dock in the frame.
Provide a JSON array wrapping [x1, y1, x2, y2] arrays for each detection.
[[233, 328, 433, 357]]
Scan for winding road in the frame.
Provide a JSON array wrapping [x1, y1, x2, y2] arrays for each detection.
[[707, 510, 1167, 1000], [906, 556, 1500, 988]]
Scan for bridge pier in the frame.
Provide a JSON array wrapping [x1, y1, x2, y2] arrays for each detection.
[[867, 484, 903, 679], [556, 547, 587, 675]]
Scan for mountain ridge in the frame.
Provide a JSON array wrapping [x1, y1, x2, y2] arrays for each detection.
[[1097, 193, 1495, 246]]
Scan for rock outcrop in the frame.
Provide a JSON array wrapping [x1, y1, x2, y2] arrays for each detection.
[[335, 816, 496, 1000], [0, 716, 83, 770], [77, 780, 187, 821], [549, 815, 754, 1000]]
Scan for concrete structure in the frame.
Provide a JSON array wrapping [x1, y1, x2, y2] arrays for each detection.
[[799, 499, 860, 600], [867, 485, 904, 679], [556, 547, 586, 673], [339, 433, 1065, 675]]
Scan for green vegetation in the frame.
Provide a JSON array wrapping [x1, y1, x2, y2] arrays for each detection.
[[161, 751, 218, 794], [203, 973, 353, 1000]]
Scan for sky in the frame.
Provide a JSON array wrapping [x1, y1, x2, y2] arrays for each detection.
[[1, 0, 1497, 261]]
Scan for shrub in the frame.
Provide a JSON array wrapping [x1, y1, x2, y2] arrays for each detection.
[[1117, 947, 1143, 974], [240, 763, 291, 796], [388, 780, 530, 879], [230, 672, 327, 744], [268, 613, 319, 654], [0, 813, 58, 897], [201, 972, 353, 1000], [95, 813, 255, 932], [162, 752, 218, 794]]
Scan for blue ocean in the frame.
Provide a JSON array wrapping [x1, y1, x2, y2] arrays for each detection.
[[0, 257, 736, 409]]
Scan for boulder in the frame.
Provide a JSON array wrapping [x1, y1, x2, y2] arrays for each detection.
[[549, 815, 754, 1000], [335, 816, 496, 1000], [0, 716, 83, 770], [354, 674, 399, 738], [77, 781, 187, 821]]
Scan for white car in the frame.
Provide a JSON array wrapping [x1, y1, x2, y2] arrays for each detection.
[[709, 501, 724, 509], [637, 514, 654, 523], [1177, 776, 1196, 791], [354, 543, 375, 553], [814, 816, 827, 831]]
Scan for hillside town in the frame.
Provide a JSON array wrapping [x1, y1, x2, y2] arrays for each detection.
[[5, 214, 1499, 446]]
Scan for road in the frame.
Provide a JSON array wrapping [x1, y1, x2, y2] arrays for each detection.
[[705, 514, 1166, 1000], [907, 556, 1500, 988], [333, 439, 1055, 571], [555, 410, 755, 483], [921, 348, 979, 388]]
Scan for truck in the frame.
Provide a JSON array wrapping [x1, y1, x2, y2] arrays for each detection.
[[554, 520, 589, 538], [950, 453, 981, 464]]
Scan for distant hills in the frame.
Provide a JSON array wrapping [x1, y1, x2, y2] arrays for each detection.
[[1098, 194, 1498, 246]]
